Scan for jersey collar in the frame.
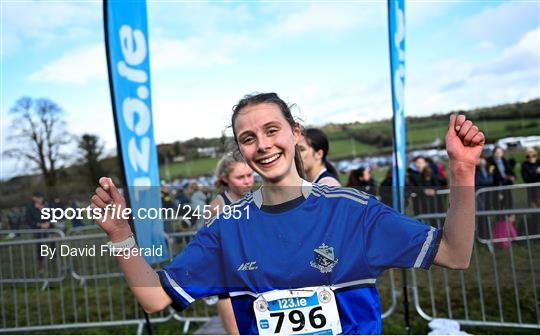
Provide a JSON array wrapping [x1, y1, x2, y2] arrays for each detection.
[[253, 179, 313, 208]]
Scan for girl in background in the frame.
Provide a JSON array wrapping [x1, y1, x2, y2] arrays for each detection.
[[298, 128, 341, 186], [209, 153, 254, 217]]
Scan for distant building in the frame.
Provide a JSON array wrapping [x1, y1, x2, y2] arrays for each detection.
[[197, 147, 218, 158], [496, 136, 540, 150]]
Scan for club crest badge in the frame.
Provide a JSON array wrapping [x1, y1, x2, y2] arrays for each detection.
[[310, 243, 338, 273]]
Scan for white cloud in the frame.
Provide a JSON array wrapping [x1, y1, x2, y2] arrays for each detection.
[[477, 40, 496, 50], [151, 94, 233, 144], [148, 2, 254, 36], [406, 2, 458, 28], [28, 45, 106, 84], [472, 27, 539, 76], [266, 3, 384, 39], [148, 3, 383, 71], [2, 1, 101, 56], [151, 37, 233, 69], [461, 1, 540, 47], [407, 26, 540, 116], [150, 34, 260, 70]]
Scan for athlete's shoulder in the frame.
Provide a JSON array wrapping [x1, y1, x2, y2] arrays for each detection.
[[311, 183, 371, 206], [317, 175, 341, 187]]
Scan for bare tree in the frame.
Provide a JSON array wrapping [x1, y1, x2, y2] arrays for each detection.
[[77, 133, 105, 184], [4, 97, 70, 188]]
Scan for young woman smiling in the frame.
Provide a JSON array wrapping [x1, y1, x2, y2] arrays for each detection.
[[91, 92, 485, 335]]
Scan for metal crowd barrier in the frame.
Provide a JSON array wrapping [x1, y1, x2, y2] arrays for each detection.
[[0, 229, 174, 334], [411, 206, 540, 330], [0, 229, 66, 289]]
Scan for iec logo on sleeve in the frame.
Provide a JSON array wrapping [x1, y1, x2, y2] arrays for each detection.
[[254, 287, 342, 335]]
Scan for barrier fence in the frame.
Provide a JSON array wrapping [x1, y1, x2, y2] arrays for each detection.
[[0, 183, 539, 333], [411, 207, 540, 329]]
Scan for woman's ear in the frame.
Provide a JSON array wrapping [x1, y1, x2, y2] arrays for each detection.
[[314, 149, 324, 161], [292, 123, 302, 144]]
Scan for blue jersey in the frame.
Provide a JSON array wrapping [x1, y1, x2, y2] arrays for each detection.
[[158, 182, 441, 334], [217, 191, 233, 205], [313, 168, 340, 185]]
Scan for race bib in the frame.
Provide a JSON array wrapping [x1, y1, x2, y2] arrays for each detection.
[[253, 287, 342, 335]]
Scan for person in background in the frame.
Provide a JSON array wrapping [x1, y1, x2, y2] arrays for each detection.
[[297, 128, 341, 186], [209, 153, 254, 217], [475, 156, 495, 239], [407, 156, 436, 215], [492, 214, 518, 250], [161, 185, 174, 210], [521, 147, 540, 207], [418, 166, 442, 214], [488, 146, 515, 209], [186, 182, 207, 229], [160, 185, 174, 232], [426, 157, 448, 188], [521, 147, 540, 235], [49, 197, 65, 231], [475, 157, 494, 189], [379, 167, 394, 207], [70, 198, 84, 229], [26, 192, 52, 270], [407, 156, 427, 188], [207, 152, 254, 335], [347, 167, 376, 195]]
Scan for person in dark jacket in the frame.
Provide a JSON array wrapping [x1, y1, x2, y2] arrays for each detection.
[[475, 156, 494, 188], [26, 192, 53, 269], [475, 156, 494, 239], [347, 166, 376, 195], [488, 146, 515, 209], [407, 156, 441, 214], [522, 147, 540, 207], [521, 147, 540, 235], [379, 167, 393, 207]]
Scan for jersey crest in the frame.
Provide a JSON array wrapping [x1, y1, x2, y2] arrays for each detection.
[[310, 243, 339, 273]]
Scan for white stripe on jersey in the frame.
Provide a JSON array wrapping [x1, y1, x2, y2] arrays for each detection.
[[414, 226, 437, 268], [163, 270, 195, 303], [330, 278, 377, 290], [314, 184, 370, 200], [312, 189, 369, 205]]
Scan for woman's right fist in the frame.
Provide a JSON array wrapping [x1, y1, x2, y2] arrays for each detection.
[[90, 177, 132, 242]]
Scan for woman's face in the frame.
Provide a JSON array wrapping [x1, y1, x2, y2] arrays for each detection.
[[415, 158, 427, 171], [494, 148, 504, 159], [297, 136, 318, 173], [234, 102, 301, 184], [362, 168, 371, 180], [224, 162, 254, 196]]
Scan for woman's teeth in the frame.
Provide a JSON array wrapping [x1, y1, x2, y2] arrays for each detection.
[[259, 153, 280, 164]]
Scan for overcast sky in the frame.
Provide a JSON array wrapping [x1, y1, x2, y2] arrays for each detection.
[[1, 1, 539, 179]]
